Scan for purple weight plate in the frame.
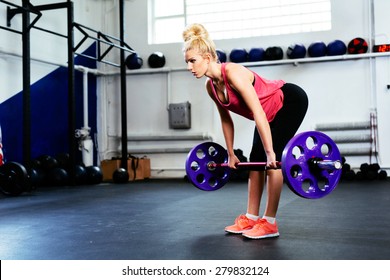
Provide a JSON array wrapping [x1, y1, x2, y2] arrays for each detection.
[[185, 142, 230, 191], [281, 131, 342, 199]]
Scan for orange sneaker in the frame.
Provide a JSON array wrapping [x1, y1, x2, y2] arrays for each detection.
[[242, 219, 279, 239], [225, 214, 258, 234]]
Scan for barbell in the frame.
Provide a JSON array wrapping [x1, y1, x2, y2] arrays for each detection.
[[185, 131, 343, 199]]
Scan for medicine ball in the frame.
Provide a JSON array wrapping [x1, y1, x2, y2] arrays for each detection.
[[343, 170, 356, 181], [347, 37, 368, 54], [308, 41, 327, 57], [85, 166, 103, 185], [148, 51, 166, 68], [229, 48, 248, 63], [28, 168, 44, 189], [125, 52, 143, 70], [248, 48, 265, 62], [378, 170, 387, 180], [113, 168, 129, 183], [37, 155, 59, 171], [47, 167, 69, 186], [287, 44, 307, 59], [264, 46, 284, 60], [216, 49, 227, 63], [327, 40, 347, 56], [31, 158, 42, 170], [54, 153, 70, 170], [74, 164, 87, 185]]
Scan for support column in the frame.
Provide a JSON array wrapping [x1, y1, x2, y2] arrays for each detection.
[[67, 0, 76, 183], [119, 0, 128, 170], [22, 0, 31, 167]]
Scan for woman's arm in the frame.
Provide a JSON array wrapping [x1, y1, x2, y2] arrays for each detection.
[[206, 80, 240, 168]]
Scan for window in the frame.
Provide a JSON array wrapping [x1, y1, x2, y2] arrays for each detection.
[[149, 0, 331, 44]]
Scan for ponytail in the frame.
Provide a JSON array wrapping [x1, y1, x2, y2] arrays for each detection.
[[182, 23, 217, 61]]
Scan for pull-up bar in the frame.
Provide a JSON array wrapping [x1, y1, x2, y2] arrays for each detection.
[[1, 0, 75, 173], [74, 22, 135, 67], [2, 0, 132, 181], [5, 2, 134, 68]]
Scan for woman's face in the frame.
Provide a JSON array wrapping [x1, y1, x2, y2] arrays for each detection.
[[184, 49, 210, 79]]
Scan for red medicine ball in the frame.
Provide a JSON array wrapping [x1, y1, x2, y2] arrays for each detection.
[[347, 37, 368, 54]]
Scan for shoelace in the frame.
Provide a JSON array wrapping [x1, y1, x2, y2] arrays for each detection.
[[236, 215, 252, 228], [252, 219, 269, 229]]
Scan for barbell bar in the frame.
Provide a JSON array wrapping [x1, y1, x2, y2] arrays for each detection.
[[207, 160, 342, 171], [185, 131, 343, 199]]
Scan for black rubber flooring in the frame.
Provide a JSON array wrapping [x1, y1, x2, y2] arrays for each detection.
[[1, 179, 389, 260]]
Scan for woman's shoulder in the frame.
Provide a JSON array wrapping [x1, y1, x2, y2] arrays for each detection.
[[224, 62, 251, 75], [224, 62, 253, 83]]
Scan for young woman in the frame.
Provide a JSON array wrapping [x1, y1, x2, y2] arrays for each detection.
[[182, 23, 308, 239]]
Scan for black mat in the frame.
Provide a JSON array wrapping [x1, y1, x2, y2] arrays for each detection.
[[1, 179, 389, 260]]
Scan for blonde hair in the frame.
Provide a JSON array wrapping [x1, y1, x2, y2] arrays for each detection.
[[182, 23, 218, 61]]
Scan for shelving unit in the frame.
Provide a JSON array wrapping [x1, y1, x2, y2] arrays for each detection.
[[121, 51, 390, 76]]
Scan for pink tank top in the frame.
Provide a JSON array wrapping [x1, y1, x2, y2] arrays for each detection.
[[209, 63, 285, 122]]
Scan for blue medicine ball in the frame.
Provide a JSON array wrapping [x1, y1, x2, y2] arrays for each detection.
[[229, 48, 248, 63], [287, 44, 307, 59], [327, 40, 347, 56], [125, 52, 143, 69], [216, 49, 227, 63], [248, 48, 265, 62], [308, 41, 327, 57]]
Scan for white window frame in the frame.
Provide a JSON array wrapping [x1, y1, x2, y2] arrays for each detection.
[[149, 0, 331, 45]]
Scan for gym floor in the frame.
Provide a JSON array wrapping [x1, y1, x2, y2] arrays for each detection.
[[0, 179, 389, 260]]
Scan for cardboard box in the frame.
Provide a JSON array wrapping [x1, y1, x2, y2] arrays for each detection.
[[141, 157, 151, 178], [101, 159, 121, 181], [127, 157, 144, 181]]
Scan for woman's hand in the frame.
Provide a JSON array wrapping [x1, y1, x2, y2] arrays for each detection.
[[266, 151, 278, 169], [228, 153, 241, 169]]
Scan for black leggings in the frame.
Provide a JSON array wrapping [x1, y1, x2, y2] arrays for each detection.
[[249, 83, 309, 164]]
